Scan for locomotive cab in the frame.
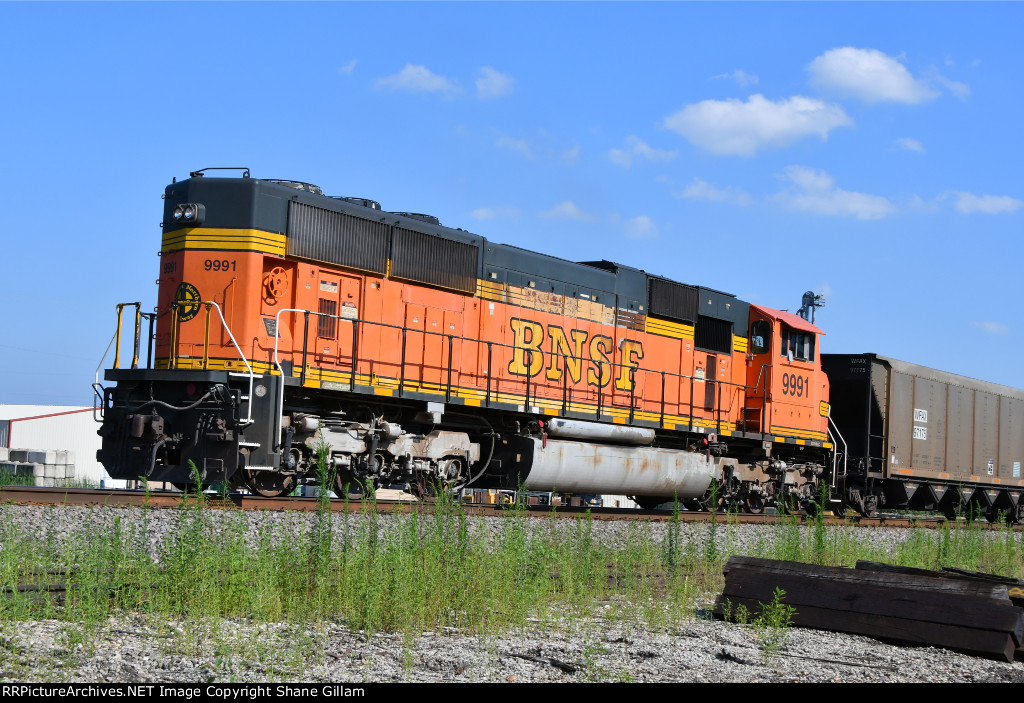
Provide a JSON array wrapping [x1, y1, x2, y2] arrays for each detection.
[[738, 305, 833, 509], [744, 305, 828, 440]]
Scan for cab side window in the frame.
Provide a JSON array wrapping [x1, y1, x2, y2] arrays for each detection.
[[750, 320, 771, 354]]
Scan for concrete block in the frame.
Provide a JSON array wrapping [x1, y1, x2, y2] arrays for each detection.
[[10, 449, 30, 463], [44, 464, 56, 479], [32, 463, 45, 478], [39, 477, 54, 488], [54, 450, 68, 466], [28, 450, 57, 465], [65, 451, 76, 465], [0, 447, 8, 462]]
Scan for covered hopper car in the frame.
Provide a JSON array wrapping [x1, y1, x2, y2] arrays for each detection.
[[823, 354, 1024, 522]]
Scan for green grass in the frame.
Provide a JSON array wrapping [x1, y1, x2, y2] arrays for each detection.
[[0, 493, 1021, 666]]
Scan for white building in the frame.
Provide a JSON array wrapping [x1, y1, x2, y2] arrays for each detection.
[[0, 405, 123, 487]]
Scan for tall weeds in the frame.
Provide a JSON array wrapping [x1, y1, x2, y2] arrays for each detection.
[[1, 489, 1022, 641]]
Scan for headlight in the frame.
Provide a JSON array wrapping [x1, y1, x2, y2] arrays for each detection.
[[172, 202, 205, 225]]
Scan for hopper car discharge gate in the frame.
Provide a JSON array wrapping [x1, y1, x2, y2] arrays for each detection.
[[95, 301, 839, 510]]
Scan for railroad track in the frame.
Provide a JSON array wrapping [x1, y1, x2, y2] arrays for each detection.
[[0, 485, 965, 529]]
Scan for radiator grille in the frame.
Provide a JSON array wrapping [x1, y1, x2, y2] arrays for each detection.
[[391, 227, 478, 294], [695, 315, 733, 354], [648, 278, 698, 323], [287, 202, 389, 274]]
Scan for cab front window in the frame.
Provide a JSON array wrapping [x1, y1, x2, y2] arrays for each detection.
[[779, 325, 815, 362]]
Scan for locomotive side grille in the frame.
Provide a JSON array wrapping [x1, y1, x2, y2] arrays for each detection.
[[695, 315, 733, 354], [648, 278, 698, 323], [391, 227, 478, 294], [287, 202, 389, 274], [318, 298, 338, 339]]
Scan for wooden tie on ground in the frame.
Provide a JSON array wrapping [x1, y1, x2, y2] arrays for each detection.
[[714, 556, 1024, 662]]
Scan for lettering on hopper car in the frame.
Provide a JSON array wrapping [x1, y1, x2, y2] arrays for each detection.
[[508, 317, 643, 389]]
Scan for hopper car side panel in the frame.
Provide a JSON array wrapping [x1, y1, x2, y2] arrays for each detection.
[[822, 353, 1024, 520]]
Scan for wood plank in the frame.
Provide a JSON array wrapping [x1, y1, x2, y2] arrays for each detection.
[[725, 556, 1009, 600], [715, 595, 1017, 662], [720, 567, 1024, 644], [858, 561, 1024, 610], [939, 567, 1024, 608]]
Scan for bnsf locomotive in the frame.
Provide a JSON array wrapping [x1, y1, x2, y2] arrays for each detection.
[[94, 168, 1024, 521]]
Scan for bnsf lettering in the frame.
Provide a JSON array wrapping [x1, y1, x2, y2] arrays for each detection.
[[508, 318, 643, 389]]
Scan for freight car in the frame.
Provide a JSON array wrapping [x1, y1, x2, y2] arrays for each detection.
[[95, 168, 838, 513], [823, 354, 1024, 522]]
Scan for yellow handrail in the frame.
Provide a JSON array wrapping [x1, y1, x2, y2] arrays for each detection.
[[168, 304, 180, 370], [113, 304, 125, 369]]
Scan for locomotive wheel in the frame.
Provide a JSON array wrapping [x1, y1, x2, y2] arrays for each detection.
[[244, 469, 295, 498], [776, 491, 800, 516], [859, 494, 879, 518], [744, 494, 765, 515], [334, 469, 365, 499]]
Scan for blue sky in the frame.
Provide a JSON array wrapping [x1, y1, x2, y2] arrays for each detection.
[[1, 2, 1022, 405]]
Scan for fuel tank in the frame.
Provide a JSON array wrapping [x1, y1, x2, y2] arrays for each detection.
[[520, 437, 715, 498]]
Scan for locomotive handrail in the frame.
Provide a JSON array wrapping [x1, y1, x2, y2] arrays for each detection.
[[827, 409, 848, 496], [112, 302, 152, 370], [92, 330, 119, 422], [171, 300, 256, 425], [270, 307, 765, 448]]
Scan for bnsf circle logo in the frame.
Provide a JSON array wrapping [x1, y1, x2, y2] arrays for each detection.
[[174, 282, 201, 322]]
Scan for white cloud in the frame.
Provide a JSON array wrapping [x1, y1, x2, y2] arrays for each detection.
[[894, 137, 925, 153], [932, 73, 971, 101], [540, 201, 594, 221], [971, 321, 1009, 335], [663, 94, 852, 157], [623, 215, 659, 239], [494, 134, 533, 158], [908, 195, 940, 213], [476, 66, 515, 99], [560, 144, 581, 165], [470, 206, 521, 221], [675, 177, 752, 206], [374, 64, 460, 96], [711, 69, 759, 88], [807, 47, 938, 104], [943, 191, 1023, 215], [338, 60, 357, 75], [771, 165, 896, 220], [608, 135, 678, 168]]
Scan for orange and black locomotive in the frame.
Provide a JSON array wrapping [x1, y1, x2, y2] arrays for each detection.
[[96, 167, 837, 511]]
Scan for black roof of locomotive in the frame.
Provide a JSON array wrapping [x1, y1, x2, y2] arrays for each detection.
[[164, 172, 748, 324]]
